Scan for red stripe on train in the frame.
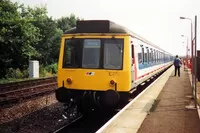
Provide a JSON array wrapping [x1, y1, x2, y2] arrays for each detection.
[[136, 64, 167, 80]]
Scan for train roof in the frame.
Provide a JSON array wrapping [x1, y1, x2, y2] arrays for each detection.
[[64, 20, 172, 55]]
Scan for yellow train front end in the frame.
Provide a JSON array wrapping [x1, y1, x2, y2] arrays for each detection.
[[55, 20, 132, 112], [58, 35, 131, 91]]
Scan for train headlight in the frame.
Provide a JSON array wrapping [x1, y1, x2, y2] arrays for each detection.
[[110, 80, 115, 85], [67, 78, 72, 84]]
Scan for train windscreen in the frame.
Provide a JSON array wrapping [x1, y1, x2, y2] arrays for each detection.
[[63, 38, 124, 70]]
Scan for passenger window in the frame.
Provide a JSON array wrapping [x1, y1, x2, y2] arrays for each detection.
[[163, 54, 165, 62], [151, 49, 154, 63], [147, 48, 149, 63], [138, 46, 142, 64], [144, 47, 147, 63], [156, 51, 159, 62], [142, 47, 144, 63], [152, 50, 154, 63], [160, 52, 161, 62], [149, 49, 151, 63]]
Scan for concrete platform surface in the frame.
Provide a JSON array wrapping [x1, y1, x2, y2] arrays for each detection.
[[97, 66, 174, 133], [137, 67, 200, 133]]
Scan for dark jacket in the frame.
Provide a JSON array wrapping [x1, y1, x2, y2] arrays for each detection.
[[174, 58, 182, 67]]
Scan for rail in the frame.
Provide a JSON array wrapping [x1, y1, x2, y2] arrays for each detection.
[[0, 76, 57, 108]]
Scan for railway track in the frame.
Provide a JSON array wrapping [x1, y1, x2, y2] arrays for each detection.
[[54, 69, 166, 133], [54, 111, 117, 133], [53, 115, 84, 133], [0, 68, 169, 133], [54, 87, 149, 133], [0, 76, 57, 108]]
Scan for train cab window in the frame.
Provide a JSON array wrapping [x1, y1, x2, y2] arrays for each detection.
[[82, 39, 101, 68], [63, 39, 82, 68], [63, 38, 124, 69], [103, 39, 123, 70]]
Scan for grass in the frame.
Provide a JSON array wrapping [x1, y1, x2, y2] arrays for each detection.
[[0, 78, 33, 84], [0, 74, 57, 84]]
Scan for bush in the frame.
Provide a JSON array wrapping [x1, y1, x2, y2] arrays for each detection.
[[5, 68, 24, 79], [5, 68, 15, 79], [46, 63, 58, 74], [3, 63, 58, 80], [39, 63, 58, 77], [22, 69, 29, 78], [39, 65, 47, 77]]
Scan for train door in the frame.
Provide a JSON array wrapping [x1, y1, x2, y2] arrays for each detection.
[[131, 41, 135, 89]]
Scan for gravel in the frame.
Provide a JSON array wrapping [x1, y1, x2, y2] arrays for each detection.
[[0, 102, 70, 133]]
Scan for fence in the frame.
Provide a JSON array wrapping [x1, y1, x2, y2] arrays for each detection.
[[197, 57, 200, 81]]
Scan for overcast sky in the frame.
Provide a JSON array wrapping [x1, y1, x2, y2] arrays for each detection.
[[12, 0, 200, 56]]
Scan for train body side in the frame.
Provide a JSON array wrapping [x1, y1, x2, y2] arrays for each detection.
[[131, 36, 173, 87]]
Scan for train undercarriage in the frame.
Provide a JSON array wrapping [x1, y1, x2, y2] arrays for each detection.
[[55, 87, 130, 115]]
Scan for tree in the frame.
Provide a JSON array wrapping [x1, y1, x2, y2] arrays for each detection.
[[0, 0, 81, 79], [0, 0, 40, 78], [57, 14, 80, 32], [25, 6, 63, 65]]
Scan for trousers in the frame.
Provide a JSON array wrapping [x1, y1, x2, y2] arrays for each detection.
[[174, 66, 180, 77]]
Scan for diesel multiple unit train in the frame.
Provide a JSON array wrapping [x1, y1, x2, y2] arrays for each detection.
[[55, 20, 173, 113]]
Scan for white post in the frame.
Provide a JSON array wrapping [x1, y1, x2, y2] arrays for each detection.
[[29, 60, 39, 78]]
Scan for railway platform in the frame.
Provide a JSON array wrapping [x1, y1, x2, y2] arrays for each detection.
[[97, 66, 200, 133]]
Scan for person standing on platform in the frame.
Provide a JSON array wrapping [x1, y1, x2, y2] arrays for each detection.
[[183, 59, 186, 70], [173, 55, 182, 77]]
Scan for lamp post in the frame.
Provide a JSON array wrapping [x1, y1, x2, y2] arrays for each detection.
[[180, 16, 198, 107], [194, 15, 197, 107], [181, 35, 189, 68], [180, 17, 193, 73]]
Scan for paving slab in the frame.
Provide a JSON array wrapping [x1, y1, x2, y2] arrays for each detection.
[[137, 67, 200, 133], [97, 66, 174, 133]]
